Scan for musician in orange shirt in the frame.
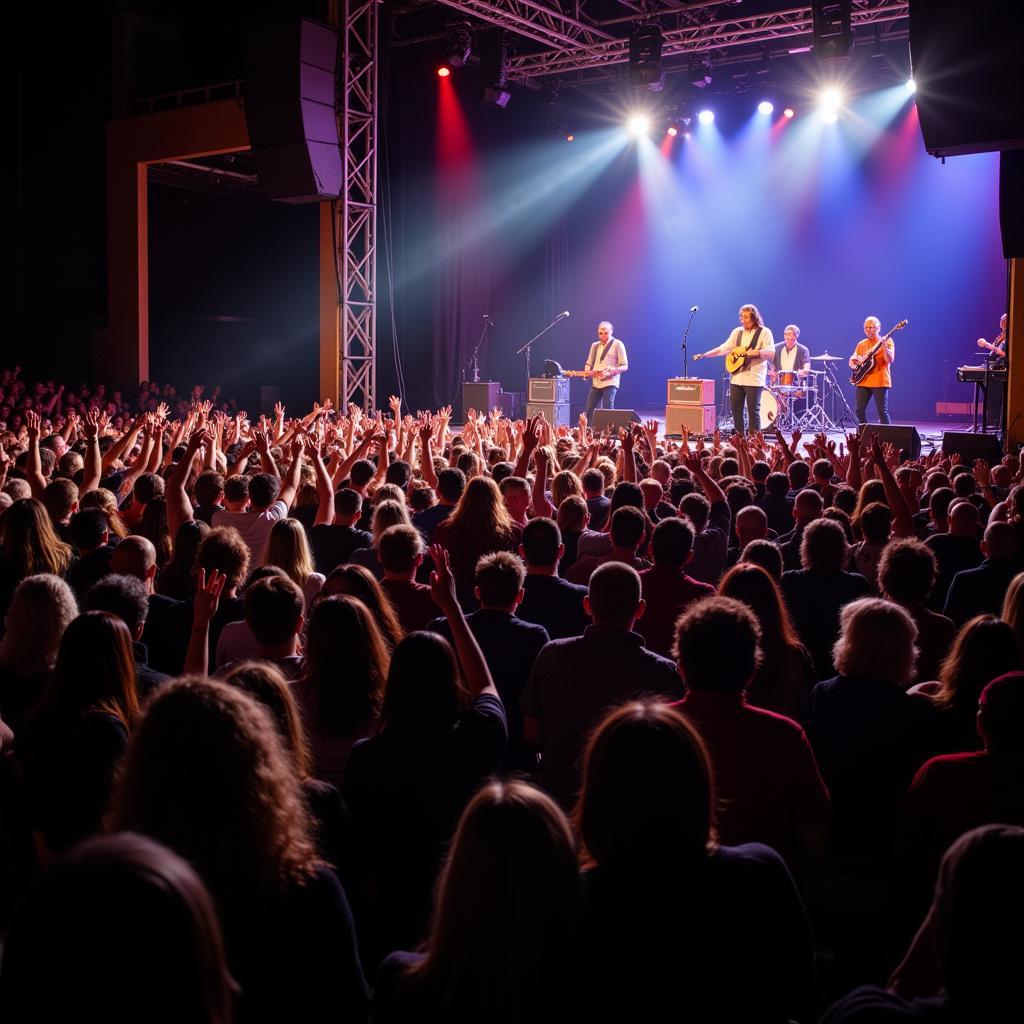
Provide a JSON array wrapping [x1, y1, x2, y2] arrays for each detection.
[[849, 316, 894, 425]]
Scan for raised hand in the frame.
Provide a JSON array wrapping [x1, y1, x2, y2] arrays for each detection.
[[427, 544, 458, 614], [25, 409, 41, 439], [193, 568, 227, 626]]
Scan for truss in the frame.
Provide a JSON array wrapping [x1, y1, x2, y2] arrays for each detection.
[[429, 0, 909, 80], [335, 0, 378, 411]]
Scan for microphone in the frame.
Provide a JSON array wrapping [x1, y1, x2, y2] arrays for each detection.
[[558, 310, 570, 319], [690, 305, 699, 313], [482, 314, 494, 325]]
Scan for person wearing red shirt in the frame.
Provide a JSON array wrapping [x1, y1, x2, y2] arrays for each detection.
[[378, 524, 437, 634], [637, 517, 715, 658], [670, 596, 831, 878]]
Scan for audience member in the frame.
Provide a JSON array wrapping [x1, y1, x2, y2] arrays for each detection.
[[515, 517, 589, 640], [943, 520, 1021, 625], [378, 524, 436, 633]]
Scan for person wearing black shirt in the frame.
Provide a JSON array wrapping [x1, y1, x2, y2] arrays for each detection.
[[515, 518, 589, 640], [309, 487, 373, 575]]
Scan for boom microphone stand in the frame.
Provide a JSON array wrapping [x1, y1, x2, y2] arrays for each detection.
[[515, 311, 570, 384]]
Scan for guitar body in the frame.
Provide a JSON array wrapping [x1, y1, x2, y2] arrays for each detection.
[[850, 320, 908, 385], [725, 349, 758, 375]]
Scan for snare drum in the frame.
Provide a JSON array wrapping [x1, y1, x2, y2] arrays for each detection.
[[759, 390, 780, 429], [778, 371, 797, 388]]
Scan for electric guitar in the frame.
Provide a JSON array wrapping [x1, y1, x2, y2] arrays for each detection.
[[564, 368, 618, 381], [849, 320, 908, 385]]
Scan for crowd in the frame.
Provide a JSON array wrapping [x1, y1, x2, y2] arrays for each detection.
[[1, 370, 1023, 1022]]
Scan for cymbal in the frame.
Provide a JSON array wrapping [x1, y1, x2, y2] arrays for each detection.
[[809, 354, 843, 361]]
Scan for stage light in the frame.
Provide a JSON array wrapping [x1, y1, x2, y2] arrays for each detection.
[[698, 109, 715, 125], [443, 22, 472, 69], [819, 88, 843, 121], [627, 113, 651, 136], [758, 100, 774, 116], [566, 133, 574, 142], [667, 125, 678, 137], [629, 24, 665, 93], [437, 66, 450, 78], [689, 57, 713, 89], [783, 107, 795, 119], [480, 30, 511, 108], [905, 77, 916, 94]]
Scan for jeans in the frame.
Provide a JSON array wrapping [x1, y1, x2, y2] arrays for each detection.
[[729, 384, 762, 434], [855, 386, 891, 424], [585, 385, 618, 418]]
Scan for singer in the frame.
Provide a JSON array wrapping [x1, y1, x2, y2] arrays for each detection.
[[583, 320, 629, 417]]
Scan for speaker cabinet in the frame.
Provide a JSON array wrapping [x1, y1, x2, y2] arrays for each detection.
[[592, 409, 641, 432], [665, 405, 717, 436], [857, 423, 922, 461], [462, 382, 501, 421], [525, 401, 571, 426], [244, 18, 341, 202], [667, 378, 716, 405], [942, 431, 1003, 463]]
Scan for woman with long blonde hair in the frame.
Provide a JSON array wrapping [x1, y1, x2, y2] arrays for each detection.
[[0, 499, 74, 629], [261, 517, 324, 612]]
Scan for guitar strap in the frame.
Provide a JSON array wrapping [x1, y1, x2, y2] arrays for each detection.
[[599, 337, 616, 364], [731, 327, 763, 374]]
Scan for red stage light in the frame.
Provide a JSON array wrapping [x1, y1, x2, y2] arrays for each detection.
[[783, 107, 795, 119], [437, 66, 451, 78], [667, 126, 678, 137]]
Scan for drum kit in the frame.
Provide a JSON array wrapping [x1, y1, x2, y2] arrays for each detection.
[[723, 352, 857, 432]]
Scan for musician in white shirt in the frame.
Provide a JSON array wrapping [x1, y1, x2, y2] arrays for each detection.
[[584, 321, 629, 417], [698, 304, 775, 433]]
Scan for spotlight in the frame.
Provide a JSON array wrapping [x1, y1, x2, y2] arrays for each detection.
[[629, 23, 665, 93], [437, 66, 451, 79], [822, 111, 838, 124], [758, 100, 774, 116], [689, 57, 713, 89], [905, 77, 916, 94], [667, 125, 678, 137], [627, 113, 651, 136], [566, 134, 574, 142], [819, 88, 843, 120], [783, 107, 795, 119], [480, 30, 512, 108], [443, 22, 472, 69], [698, 109, 715, 125]]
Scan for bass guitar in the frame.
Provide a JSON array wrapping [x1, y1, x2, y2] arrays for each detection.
[[849, 319, 908, 386]]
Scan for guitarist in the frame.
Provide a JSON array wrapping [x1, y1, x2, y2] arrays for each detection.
[[697, 304, 775, 433], [849, 316, 895, 424], [583, 321, 629, 418]]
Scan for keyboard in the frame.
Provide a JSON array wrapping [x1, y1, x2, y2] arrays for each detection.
[[957, 365, 1008, 384]]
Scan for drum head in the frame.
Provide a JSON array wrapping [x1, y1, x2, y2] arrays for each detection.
[[760, 390, 780, 429]]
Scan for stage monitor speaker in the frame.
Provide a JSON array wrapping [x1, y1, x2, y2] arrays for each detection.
[[942, 431, 1003, 463], [244, 18, 341, 202], [667, 378, 716, 406], [462, 382, 501, 421], [857, 423, 922, 462], [909, 1, 1024, 157], [592, 409, 641, 432], [665, 405, 717, 436]]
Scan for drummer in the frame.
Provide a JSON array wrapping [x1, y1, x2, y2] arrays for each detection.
[[770, 324, 811, 384]]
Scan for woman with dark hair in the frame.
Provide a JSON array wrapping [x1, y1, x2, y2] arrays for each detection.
[[576, 700, 815, 1023], [432, 476, 520, 604], [344, 546, 506, 957], [157, 519, 210, 601], [0, 832, 236, 1024], [908, 615, 1021, 753], [718, 563, 816, 720], [374, 780, 586, 1024], [17, 611, 139, 857], [0, 497, 74, 631], [319, 563, 404, 650], [109, 677, 369, 1024], [137, 496, 172, 569], [293, 595, 390, 788]]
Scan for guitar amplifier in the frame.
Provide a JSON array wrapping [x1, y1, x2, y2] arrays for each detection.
[[667, 378, 716, 405], [462, 382, 501, 420], [528, 377, 570, 403], [525, 401, 571, 427], [665, 404, 717, 436]]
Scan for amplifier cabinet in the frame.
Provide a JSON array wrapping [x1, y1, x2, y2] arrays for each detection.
[[665, 404, 717, 435], [667, 378, 716, 405], [462, 382, 501, 420], [525, 401, 571, 427], [528, 377, 570, 403]]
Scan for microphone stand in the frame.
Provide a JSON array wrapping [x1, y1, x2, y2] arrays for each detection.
[[680, 307, 698, 378], [516, 313, 568, 385], [466, 320, 490, 384]]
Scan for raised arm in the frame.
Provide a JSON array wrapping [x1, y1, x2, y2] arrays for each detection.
[[683, 448, 726, 505], [531, 447, 556, 519], [309, 437, 336, 527], [869, 434, 913, 538], [427, 545, 498, 701], [80, 410, 103, 496], [166, 428, 210, 538], [277, 437, 305, 509], [418, 418, 438, 490], [23, 411, 48, 500], [183, 569, 226, 677]]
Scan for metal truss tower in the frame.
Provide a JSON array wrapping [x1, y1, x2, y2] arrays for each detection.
[[333, 0, 378, 412]]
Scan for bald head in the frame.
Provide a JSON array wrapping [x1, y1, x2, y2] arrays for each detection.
[[948, 500, 980, 536], [735, 505, 768, 547], [110, 535, 158, 587], [982, 521, 1020, 562]]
